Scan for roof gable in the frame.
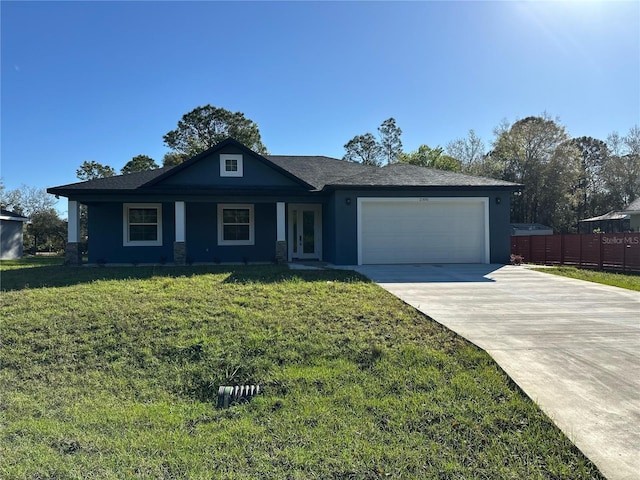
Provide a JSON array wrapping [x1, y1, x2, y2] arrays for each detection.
[[145, 138, 313, 190]]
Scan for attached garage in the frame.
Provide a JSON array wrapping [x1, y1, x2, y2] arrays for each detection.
[[357, 197, 490, 265]]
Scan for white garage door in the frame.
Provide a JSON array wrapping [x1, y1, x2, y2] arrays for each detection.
[[358, 198, 489, 265]]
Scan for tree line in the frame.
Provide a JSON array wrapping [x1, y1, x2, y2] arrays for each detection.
[[344, 114, 639, 233]]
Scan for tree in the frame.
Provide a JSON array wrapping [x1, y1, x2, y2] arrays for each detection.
[[121, 155, 158, 175], [566, 136, 609, 219], [343, 118, 404, 166], [163, 104, 267, 157], [601, 154, 640, 209], [492, 115, 582, 232], [162, 151, 189, 167], [623, 125, 640, 155], [378, 117, 403, 164], [398, 145, 461, 172], [76, 161, 115, 181], [0, 184, 56, 217], [343, 133, 383, 166], [25, 208, 66, 253], [602, 126, 640, 209], [0, 182, 23, 213], [446, 129, 498, 176]]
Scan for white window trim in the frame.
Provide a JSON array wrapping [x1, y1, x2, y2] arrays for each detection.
[[123, 203, 163, 247], [220, 154, 243, 177], [217, 204, 254, 246]]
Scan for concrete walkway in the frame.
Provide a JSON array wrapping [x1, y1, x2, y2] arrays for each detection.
[[351, 264, 640, 480]]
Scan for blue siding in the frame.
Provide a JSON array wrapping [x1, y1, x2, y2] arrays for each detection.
[[488, 193, 512, 264], [88, 203, 174, 264], [87, 201, 278, 264], [158, 146, 301, 188], [322, 195, 337, 264], [185, 202, 277, 263]]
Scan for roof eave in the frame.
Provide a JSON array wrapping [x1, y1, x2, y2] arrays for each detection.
[[322, 183, 523, 191]]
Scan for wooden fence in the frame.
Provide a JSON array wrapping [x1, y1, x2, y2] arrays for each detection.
[[511, 233, 640, 272]]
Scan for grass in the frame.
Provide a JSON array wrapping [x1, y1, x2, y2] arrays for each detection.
[[534, 265, 640, 291], [1, 257, 604, 479]]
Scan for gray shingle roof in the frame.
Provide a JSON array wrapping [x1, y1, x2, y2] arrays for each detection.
[[48, 140, 521, 196], [624, 198, 640, 212], [49, 166, 174, 192], [265, 155, 377, 190], [330, 162, 520, 188]]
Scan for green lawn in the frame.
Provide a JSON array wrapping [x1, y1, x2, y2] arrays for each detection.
[[1, 258, 604, 479], [534, 265, 640, 291]]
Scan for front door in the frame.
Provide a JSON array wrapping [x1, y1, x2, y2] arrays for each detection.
[[288, 204, 322, 260]]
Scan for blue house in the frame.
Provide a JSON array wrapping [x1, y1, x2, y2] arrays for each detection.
[[48, 138, 520, 266]]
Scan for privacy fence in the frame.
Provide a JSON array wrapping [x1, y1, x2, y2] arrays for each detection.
[[511, 233, 640, 273]]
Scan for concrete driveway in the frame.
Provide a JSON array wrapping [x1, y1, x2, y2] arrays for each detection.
[[352, 264, 640, 480]]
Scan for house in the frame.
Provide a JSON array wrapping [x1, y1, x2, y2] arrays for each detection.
[[0, 209, 30, 260], [510, 223, 553, 236], [47, 138, 521, 266], [578, 198, 640, 234]]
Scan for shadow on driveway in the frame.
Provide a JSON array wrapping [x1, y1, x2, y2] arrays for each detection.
[[351, 263, 502, 283]]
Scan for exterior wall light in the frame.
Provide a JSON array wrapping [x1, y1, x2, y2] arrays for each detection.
[[495, 197, 501, 205], [345, 197, 352, 205]]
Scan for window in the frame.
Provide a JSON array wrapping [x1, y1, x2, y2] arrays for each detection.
[[220, 154, 243, 177], [218, 204, 254, 245], [123, 203, 162, 246]]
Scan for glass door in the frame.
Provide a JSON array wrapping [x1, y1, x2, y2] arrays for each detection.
[[288, 204, 322, 260]]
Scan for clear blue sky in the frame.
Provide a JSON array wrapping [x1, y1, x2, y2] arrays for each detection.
[[2, 1, 639, 217]]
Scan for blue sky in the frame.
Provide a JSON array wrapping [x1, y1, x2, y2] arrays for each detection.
[[2, 1, 639, 217]]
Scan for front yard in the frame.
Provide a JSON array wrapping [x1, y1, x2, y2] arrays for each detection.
[[0, 258, 604, 478]]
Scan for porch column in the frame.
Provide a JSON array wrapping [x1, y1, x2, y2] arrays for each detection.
[[275, 202, 287, 263], [65, 200, 82, 265], [174, 201, 187, 265]]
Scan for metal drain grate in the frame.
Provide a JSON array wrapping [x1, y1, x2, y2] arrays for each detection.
[[217, 385, 261, 408]]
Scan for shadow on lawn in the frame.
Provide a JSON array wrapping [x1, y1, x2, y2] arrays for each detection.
[[0, 263, 368, 292]]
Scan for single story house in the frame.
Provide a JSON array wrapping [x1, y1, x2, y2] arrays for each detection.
[[578, 198, 640, 234], [48, 138, 521, 266], [0, 209, 30, 260]]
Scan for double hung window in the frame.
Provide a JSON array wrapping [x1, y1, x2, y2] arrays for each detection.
[[123, 204, 162, 246], [217, 204, 254, 245]]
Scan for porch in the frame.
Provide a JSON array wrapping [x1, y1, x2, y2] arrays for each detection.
[[64, 200, 324, 265]]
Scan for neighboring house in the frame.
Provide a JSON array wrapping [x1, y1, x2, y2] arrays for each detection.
[[510, 223, 553, 236], [579, 198, 640, 234], [0, 209, 29, 260], [47, 138, 521, 266]]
